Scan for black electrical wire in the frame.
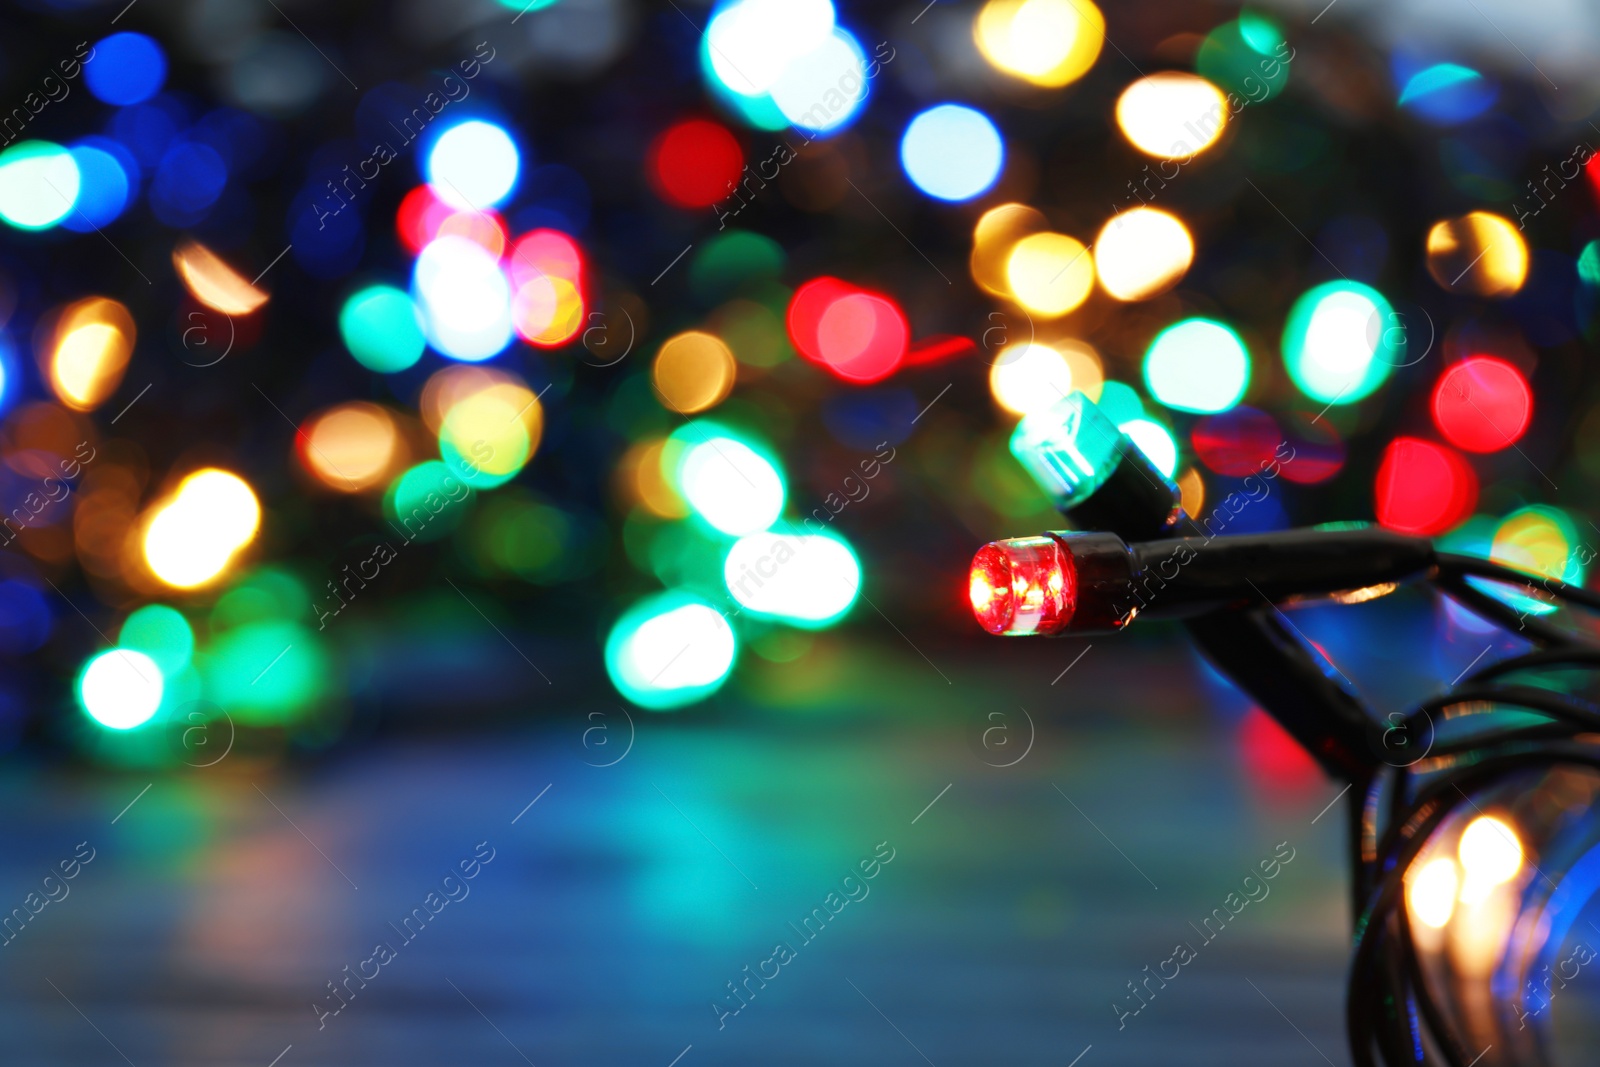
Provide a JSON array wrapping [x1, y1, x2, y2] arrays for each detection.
[[1342, 561, 1600, 1067]]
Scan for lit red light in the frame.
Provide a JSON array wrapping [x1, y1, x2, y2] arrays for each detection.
[[969, 536, 1075, 636], [648, 119, 744, 209], [509, 230, 583, 289], [508, 229, 586, 347], [1191, 407, 1280, 477], [786, 277, 909, 384], [1431, 355, 1532, 453], [1374, 437, 1477, 536], [396, 185, 457, 256]]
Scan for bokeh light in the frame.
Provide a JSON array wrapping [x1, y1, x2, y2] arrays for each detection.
[[787, 279, 908, 383], [386, 460, 474, 542], [0, 141, 80, 230], [118, 604, 194, 677], [1116, 73, 1228, 159], [48, 297, 136, 411], [414, 235, 513, 362], [605, 591, 737, 709], [1458, 815, 1523, 899], [971, 202, 1047, 297], [1431, 356, 1532, 453], [1119, 417, 1179, 478], [771, 28, 870, 135], [673, 427, 785, 536], [173, 240, 270, 316], [438, 378, 542, 489], [1281, 281, 1400, 406], [298, 403, 402, 492], [649, 119, 744, 208], [1006, 232, 1094, 316], [704, 0, 836, 97], [426, 120, 520, 210], [1191, 407, 1281, 477], [78, 649, 163, 731], [653, 331, 737, 414], [1399, 63, 1496, 125], [1425, 212, 1527, 298], [1408, 857, 1460, 929], [1196, 13, 1289, 103], [1143, 318, 1249, 413], [989, 343, 1075, 416], [1094, 207, 1193, 301], [143, 469, 262, 589], [62, 140, 133, 231], [1374, 437, 1476, 536], [900, 105, 1004, 202], [973, 0, 1104, 88], [508, 230, 586, 348], [723, 529, 860, 626], [85, 33, 167, 106], [1492, 506, 1583, 587], [340, 286, 426, 373], [203, 619, 325, 726]]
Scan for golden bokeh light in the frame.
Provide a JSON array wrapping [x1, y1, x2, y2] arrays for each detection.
[[652, 331, 737, 414], [1458, 815, 1523, 901], [300, 403, 402, 492], [419, 366, 531, 435], [172, 239, 269, 315], [47, 297, 135, 411], [974, 0, 1104, 88], [1006, 232, 1095, 316], [1425, 212, 1528, 298], [1177, 466, 1204, 517], [512, 275, 585, 347], [1116, 73, 1229, 159], [971, 202, 1048, 297], [441, 386, 537, 479], [989, 343, 1075, 415], [142, 468, 261, 589], [1407, 857, 1460, 930], [1054, 338, 1104, 400], [618, 438, 689, 518], [1095, 207, 1194, 301]]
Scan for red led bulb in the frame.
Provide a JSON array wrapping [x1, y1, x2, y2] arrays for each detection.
[[969, 535, 1076, 636]]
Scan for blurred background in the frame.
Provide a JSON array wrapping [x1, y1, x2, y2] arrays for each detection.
[[0, 0, 1598, 1062]]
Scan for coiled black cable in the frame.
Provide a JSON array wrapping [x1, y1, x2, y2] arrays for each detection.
[[1346, 555, 1600, 1066]]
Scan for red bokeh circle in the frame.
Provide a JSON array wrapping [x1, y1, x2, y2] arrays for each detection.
[[1374, 437, 1477, 536], [1431, 355, 1532, 453], [648, 119, 744, 209]]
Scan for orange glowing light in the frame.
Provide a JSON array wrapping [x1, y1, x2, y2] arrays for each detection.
[[298, 403, 403, 492], [172, 239, 270, 315], [46, 297, 136, 412]]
